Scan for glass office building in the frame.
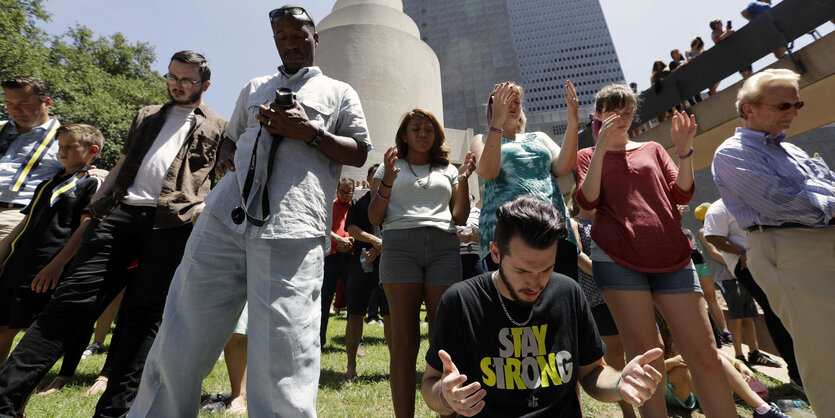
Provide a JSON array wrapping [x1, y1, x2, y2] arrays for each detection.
[[403, 0, 625, 138]]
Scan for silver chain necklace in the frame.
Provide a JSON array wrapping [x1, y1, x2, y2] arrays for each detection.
[[407, 162, 431, 189], [493, 273, 535, 327]]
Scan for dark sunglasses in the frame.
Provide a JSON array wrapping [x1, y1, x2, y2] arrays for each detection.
[[269, 6, 315, 29], [757, 101, 804, 111]]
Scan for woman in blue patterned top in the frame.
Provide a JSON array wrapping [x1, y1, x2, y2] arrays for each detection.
[[470, 81, 580, 279]]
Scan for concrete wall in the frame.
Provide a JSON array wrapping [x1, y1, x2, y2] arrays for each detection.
[[316, 0, 444, 182]]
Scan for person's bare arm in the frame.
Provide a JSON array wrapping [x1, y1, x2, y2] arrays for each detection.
[[347, 225, 381, 251], [705, 234, 747, 269], [450, 153, 476, 225], [698, 229, 726, 264], [474, 83, 515, 181], [368, 147, 399, 226], [549, 80, 580, 177]]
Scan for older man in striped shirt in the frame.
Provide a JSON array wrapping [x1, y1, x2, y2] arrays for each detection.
[[712, 68, 835, 415]]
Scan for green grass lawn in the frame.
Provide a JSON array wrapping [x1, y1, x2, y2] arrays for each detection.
[[14, 309, 812, 417]]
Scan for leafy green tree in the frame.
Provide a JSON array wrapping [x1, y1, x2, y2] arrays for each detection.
[[0, 0, 168, 168]]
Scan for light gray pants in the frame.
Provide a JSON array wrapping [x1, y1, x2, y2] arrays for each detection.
[[129, 211, 324, 418]]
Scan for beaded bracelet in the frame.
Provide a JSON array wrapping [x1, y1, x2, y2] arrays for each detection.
[[488, 126, 504, 134], [438, 383, 452, 410], [615, 374, 626, 402], [375, 188, 390, 201], [676, 146, 694, 159]]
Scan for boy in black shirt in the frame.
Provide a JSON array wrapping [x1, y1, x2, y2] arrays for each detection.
[[421, 196, 663, 417], [0, 124, 102, 363]]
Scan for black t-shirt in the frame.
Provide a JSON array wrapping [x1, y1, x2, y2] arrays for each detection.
[[0, 171, 98, 288], [426, 272, 605, 417], [345, 191, 380, 256]]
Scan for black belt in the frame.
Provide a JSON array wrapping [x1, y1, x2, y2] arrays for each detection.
[[747, 218, 835, 232], [2, 202, 24, 209]]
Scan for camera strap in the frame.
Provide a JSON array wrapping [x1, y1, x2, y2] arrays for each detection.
[[238, 127, 281, 227]]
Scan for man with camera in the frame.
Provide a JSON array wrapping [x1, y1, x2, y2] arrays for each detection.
[[132, 5, 370, 417], [0, 50, 227, 417]]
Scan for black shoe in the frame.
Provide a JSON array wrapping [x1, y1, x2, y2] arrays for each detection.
[[81, 341, 103, 359], [748, 350, 781, 367], [721, 330, 733, 345]]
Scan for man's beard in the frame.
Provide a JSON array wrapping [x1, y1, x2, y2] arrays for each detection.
[[498, 264, 536, 307], [168, 88, 202, 106]]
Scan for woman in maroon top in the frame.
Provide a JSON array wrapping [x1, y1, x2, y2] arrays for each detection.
[[574, 84, 735, 416]]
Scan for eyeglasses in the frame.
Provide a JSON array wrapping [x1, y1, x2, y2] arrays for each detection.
[[164, 73, 203, 88], [756, 101, 805, 111], [269, 6, 315, 30], [337, 188, 355, 196]]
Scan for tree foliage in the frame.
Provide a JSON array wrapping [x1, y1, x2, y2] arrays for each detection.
[[0, 0, 168, 168]]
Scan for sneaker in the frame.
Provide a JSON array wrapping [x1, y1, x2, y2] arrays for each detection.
[[81, 341, 103, 360], [753, 403, 790, 418], [749, 351, 781, 367], [720, 330, 733, 345]]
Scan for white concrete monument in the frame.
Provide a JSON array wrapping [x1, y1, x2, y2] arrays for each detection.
[[316, 0, 449, 185]]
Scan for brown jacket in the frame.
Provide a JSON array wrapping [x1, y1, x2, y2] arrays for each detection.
[[90, 102, 228, 228]]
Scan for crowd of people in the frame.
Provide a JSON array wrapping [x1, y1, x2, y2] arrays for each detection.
[[0, 3, 832, 418], [634, 1, 788, 132]]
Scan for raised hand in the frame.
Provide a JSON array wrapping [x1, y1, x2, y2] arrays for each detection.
[[458, 151, 476, 180], [563, 80, 579, 124], [617, 347, 663, 407], [670, 110, 697, 153], [438, 350, 486, 416], [490, 82, 516, 130], [595, 113, 621, 149], [382, 146, 400, 185]]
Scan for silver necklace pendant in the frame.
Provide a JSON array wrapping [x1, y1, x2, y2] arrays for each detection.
[[493, 274, 535, 327], [408, 162, 431, 190]]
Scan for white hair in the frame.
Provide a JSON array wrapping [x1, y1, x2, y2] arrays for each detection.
[[735, 69, 800, 119]]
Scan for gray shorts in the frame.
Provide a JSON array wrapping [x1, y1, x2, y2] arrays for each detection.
[[720, 280, 758, 319], [380, 227, 462, 286]]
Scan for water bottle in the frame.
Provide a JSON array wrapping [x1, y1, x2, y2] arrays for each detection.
[[775, 399, 810, 412], [360, 248, 373, 273]]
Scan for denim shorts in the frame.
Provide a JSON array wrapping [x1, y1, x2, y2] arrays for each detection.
[[380, 227, 462, 286], [592, 260, 702, 295]]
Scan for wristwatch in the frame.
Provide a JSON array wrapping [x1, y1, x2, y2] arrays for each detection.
[[309, 126, 324, 148]]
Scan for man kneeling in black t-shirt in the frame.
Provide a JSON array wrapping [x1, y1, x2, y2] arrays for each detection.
[[421, 195, 663, 417]]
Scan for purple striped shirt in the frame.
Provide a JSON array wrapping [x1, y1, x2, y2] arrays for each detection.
[[712, 128, 835, 229]]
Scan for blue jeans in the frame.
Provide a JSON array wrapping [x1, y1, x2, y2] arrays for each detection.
[[130, 211, 324, 418]]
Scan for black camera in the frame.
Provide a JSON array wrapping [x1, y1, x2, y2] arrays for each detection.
[[275, 87, 296, 107]]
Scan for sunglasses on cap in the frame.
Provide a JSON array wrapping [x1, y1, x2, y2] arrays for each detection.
[[269, 6, 315, 30], [756, 101, 804, 111]]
